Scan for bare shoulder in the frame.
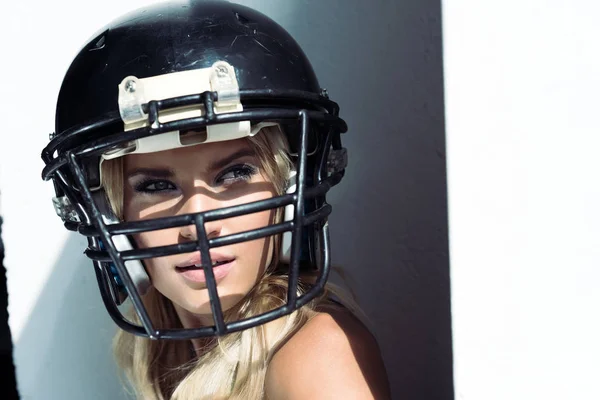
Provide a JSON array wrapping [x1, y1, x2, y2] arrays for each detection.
[[265, 306, 391, 400]]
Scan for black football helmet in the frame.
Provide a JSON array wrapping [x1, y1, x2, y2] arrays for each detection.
[[41, 0, 347, 339]]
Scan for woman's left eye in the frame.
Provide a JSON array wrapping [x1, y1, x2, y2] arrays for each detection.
[[215, 164, 258, 186], [134, 179, 177, 193]]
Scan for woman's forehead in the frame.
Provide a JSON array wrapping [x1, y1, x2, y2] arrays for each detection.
[[124, 137, 254, 169]]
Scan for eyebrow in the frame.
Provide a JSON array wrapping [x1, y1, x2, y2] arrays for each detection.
[[125, 147, 257, 179], [126, 167, 175, 180], [207, 147, 257, 172]]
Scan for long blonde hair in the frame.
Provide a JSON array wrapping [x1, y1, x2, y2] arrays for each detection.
[[102, 127, 342, 399]]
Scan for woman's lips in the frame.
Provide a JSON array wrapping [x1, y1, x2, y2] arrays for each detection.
[[176, 260, 235, 284]]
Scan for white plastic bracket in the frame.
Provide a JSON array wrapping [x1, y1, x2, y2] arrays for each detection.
[[109, 61, 254, 160]]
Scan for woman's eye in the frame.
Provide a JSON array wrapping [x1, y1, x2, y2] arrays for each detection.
[[215, 164, 258, 186], [134, 179, 177, 193]]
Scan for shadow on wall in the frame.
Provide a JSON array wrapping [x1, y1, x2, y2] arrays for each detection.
[[15, 235, 128, 400], [267, 0, 454, 398]]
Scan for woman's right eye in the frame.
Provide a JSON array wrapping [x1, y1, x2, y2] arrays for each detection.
[[134, 179, 177, 193]]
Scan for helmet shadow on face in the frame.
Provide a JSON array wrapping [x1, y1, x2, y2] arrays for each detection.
[[122, 180, 282, 260], [122, 175, 284, 290], [124, 181, 280, 215], [164, 230, 279, 329], [133, 206, 283, 330]]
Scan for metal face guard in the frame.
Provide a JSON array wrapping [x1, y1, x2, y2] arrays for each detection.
[[43, 89, 347, 339]]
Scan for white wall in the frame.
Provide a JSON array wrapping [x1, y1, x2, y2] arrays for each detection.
[[444, 1, 600, 399], [0, 0, 450, 399]]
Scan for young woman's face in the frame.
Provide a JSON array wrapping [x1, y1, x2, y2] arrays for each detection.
[[123, 137, 277, 325]]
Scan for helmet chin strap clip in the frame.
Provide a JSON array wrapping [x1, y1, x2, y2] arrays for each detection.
[[328, 147, 348, 175], [52, 195, 81, 223], [280, 170, 297, 264]]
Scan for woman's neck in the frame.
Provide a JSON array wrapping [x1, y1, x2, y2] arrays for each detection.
[[172, 303, 217, 356]]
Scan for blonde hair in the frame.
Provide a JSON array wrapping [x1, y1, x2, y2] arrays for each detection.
[[102, 127, 347, 399]]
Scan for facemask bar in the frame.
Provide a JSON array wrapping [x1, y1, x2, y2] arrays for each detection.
[[63, 110, 339, 339]]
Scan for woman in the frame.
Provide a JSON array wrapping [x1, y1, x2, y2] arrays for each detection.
[[41, 1, 390, 398]]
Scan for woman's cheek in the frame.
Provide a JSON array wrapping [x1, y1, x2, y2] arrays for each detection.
[[137, 229, 177, 249]]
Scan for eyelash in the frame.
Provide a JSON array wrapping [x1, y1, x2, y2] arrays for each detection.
[[134, 179, 176, 193], [215, 163, 258, 186], [133, 164, 258, 194]]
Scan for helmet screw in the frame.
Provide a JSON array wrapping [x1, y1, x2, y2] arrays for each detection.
[[320, 88, 329, 99], [216, 65, 229, 77], [124, 79, 137, 93]]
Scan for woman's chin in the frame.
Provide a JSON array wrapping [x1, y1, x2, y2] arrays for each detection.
[[180, 293, 247, 321]]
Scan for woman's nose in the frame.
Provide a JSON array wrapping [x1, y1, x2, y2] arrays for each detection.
[[178, 193, 223, 241]]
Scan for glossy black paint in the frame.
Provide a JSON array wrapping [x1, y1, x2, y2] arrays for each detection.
[[55, 0, 320, 136]]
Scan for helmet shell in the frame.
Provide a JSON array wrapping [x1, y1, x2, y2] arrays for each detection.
[[55, 0, 320, 136]]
